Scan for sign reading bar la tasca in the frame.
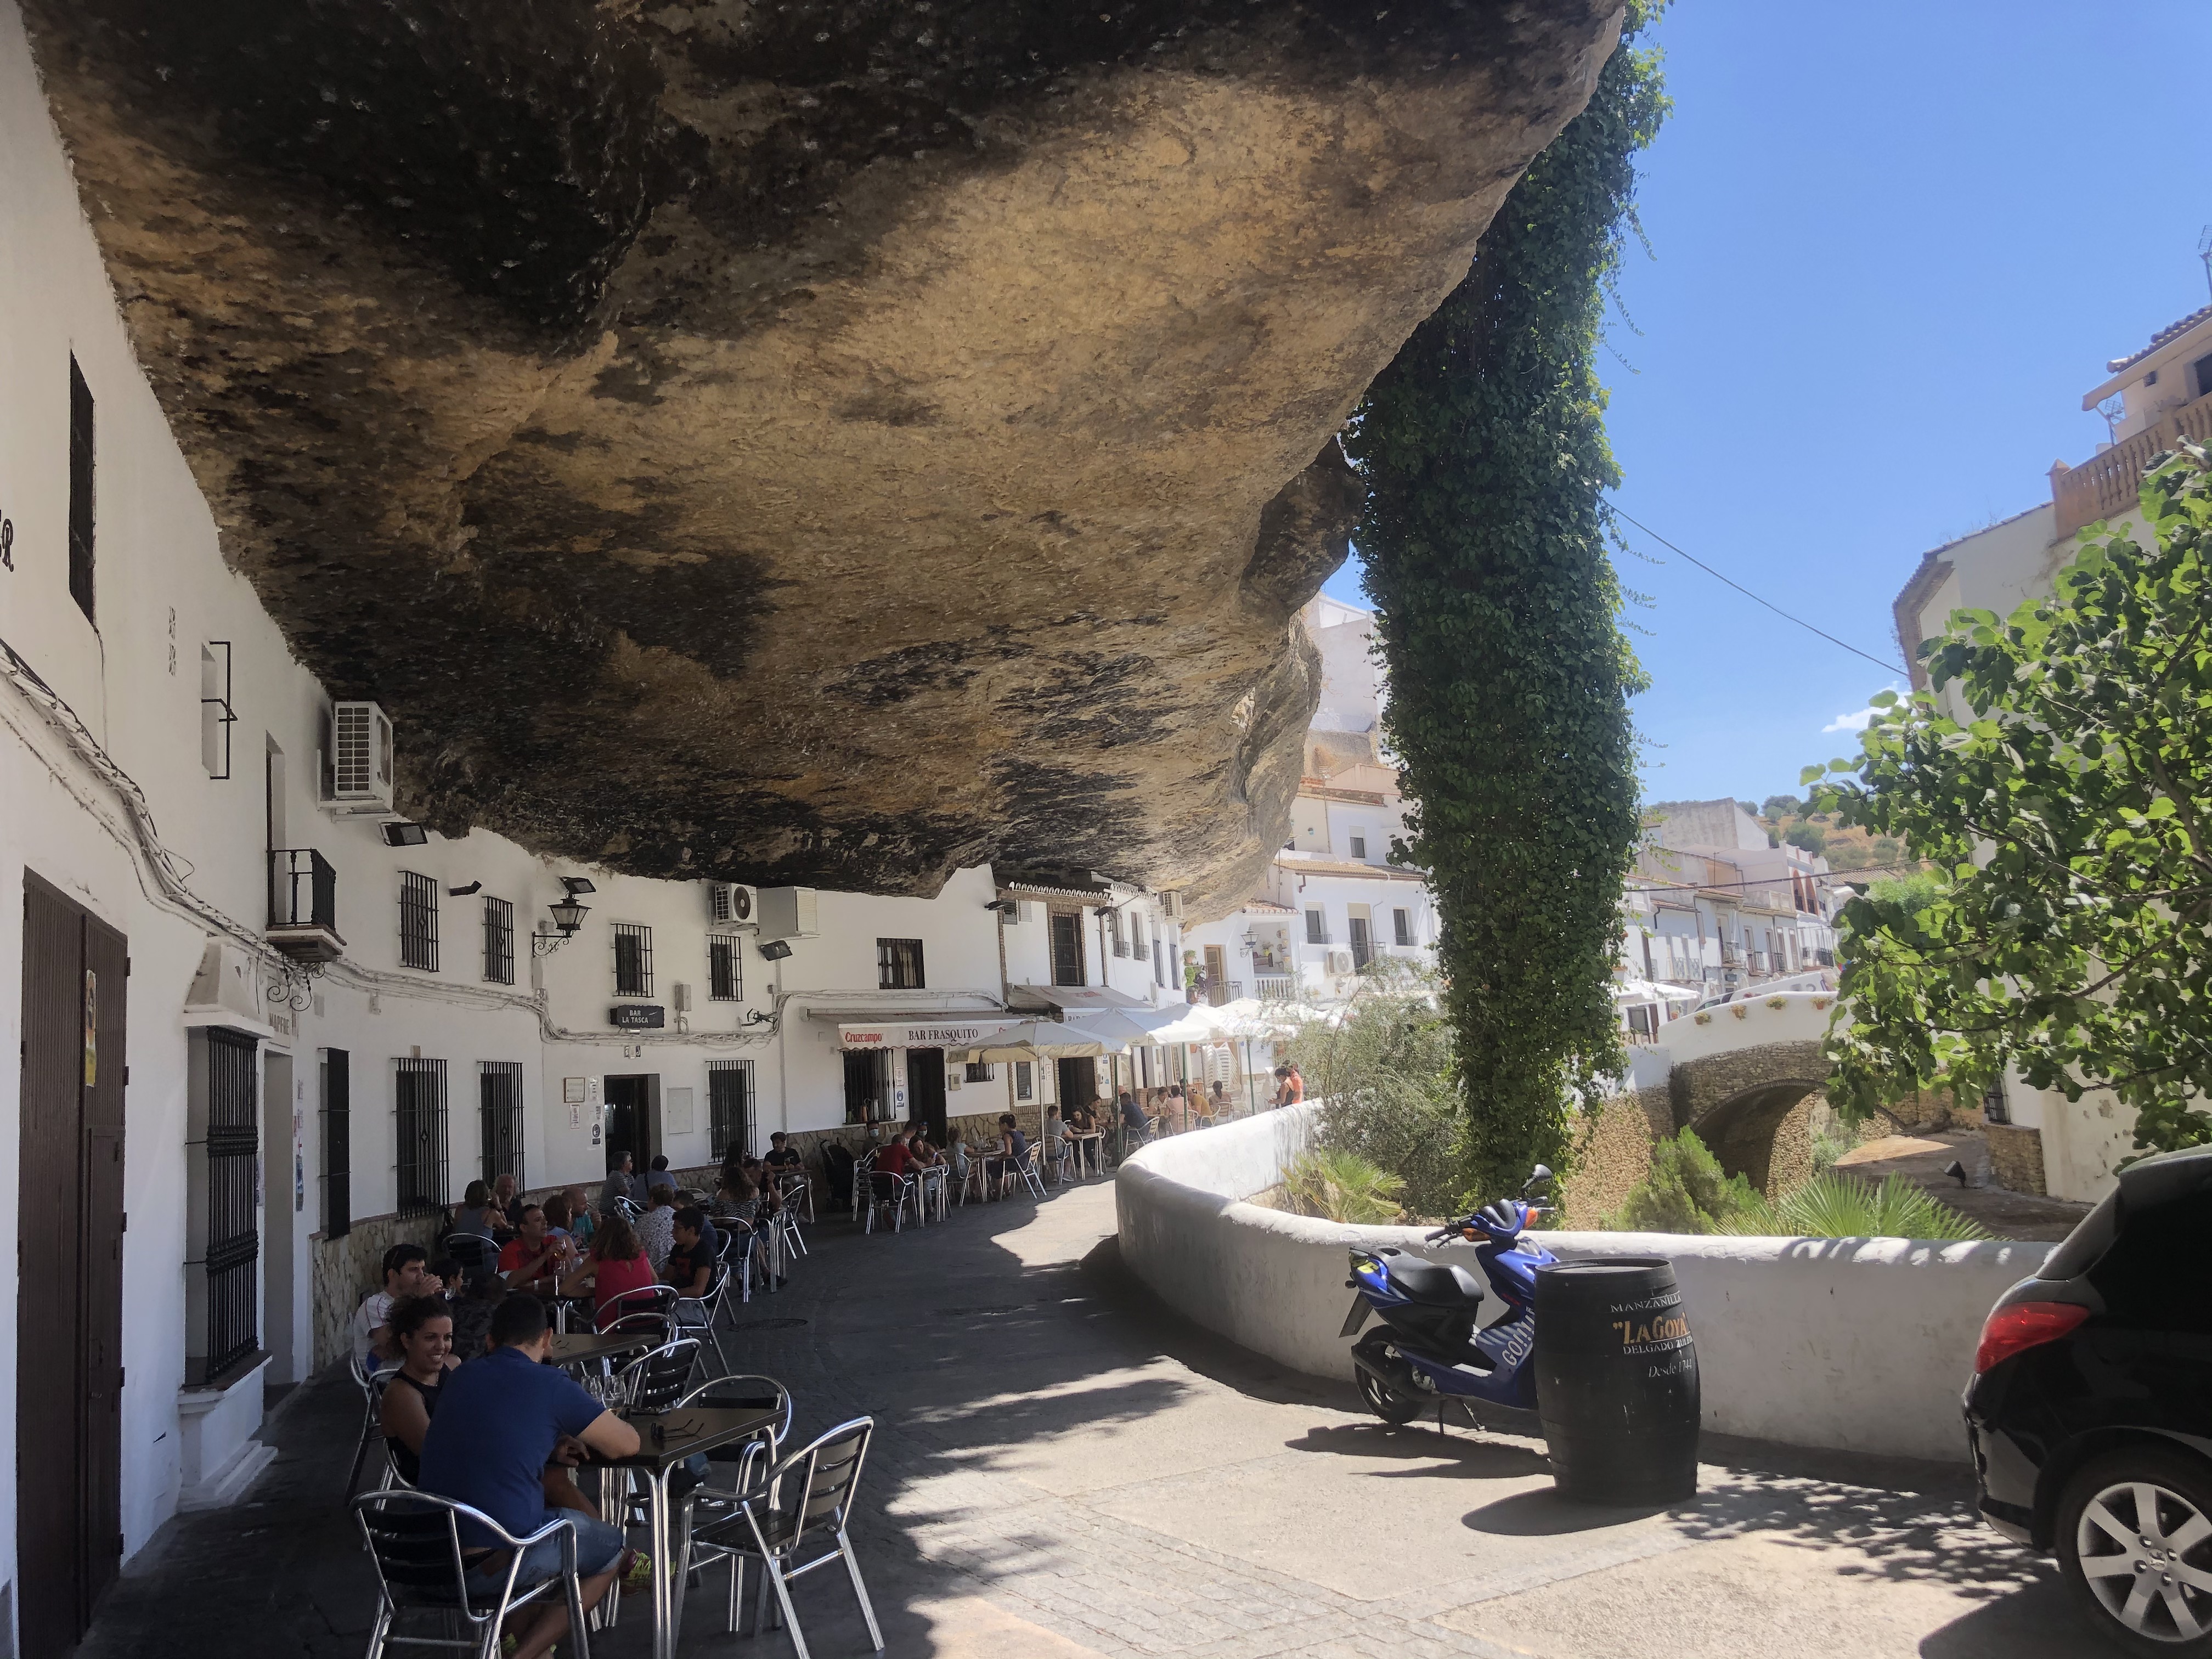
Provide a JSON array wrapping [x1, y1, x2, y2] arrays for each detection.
[[611, 1005, 665, 1030]]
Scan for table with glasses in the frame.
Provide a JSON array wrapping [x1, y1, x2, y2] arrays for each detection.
[[590, 1404, 781, 1659], [547, 1329, 662, 1370]]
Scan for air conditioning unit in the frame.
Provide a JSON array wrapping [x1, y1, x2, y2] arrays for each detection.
[[757, 886, 819, 940], [1327, 949, 1356, 976], [1158, 890, 1185, 920], [325, 701, 397, 816], [707, 882, 753, 926]]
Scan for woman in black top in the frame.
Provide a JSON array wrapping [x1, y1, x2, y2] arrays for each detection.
[[376, 1295, 459, 1485]]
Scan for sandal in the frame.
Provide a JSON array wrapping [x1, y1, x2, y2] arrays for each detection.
[[618, 1549, 656, 1594]]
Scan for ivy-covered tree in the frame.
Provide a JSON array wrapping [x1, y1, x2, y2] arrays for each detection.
[[1811, 444, 2212, 1156], [1347, 7, 1669, 1199]]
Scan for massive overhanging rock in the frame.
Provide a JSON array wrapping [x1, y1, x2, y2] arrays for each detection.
[[22, 0, 1622, 915]]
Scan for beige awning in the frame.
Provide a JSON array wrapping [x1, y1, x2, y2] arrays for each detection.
[[835, 1017, 1030, 1050], [1007, 984, 1156, 1013]]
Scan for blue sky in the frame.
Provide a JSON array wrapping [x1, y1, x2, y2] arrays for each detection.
[[1325, 0, 2212, 808]]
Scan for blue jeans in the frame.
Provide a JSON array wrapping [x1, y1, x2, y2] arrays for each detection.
[[464, 1514, 627, 1599]]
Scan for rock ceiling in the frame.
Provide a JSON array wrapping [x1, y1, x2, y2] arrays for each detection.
[[24, 0, 1622, 915]]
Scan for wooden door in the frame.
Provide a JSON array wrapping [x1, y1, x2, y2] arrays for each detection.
[[904, 1049, 947, 1141], [19, 873, 127, 1656]]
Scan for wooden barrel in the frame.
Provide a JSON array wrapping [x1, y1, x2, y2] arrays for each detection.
[[1532, 1257, 1700, 1504]]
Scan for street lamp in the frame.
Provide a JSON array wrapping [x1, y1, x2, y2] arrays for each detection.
[[532, 877, 595, 956]]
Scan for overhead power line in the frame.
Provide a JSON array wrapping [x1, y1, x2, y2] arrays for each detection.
[[1607, 503, 1910, 678]]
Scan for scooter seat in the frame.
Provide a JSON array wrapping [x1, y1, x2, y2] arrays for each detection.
[[1381, 1251, 1485, 1307]]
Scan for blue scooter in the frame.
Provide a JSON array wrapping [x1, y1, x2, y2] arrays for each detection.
[[1340, 1165, 1556, 1424]]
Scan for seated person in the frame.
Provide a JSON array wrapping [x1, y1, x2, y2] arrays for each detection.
[[601, 1152, 641, 1212], [905, 1125, 942, 1168], [498, 1205, 575, 1296], [560, 1184, 596, 1252], [1043, 1104, 1065, 1152], [708, 1161, 760, 1224], [446, 1268, 505, 1361], [874, 1127, 914, 1182], [1119, 1091, 1150, 1137], [762, 1131, 802, 1172], [984, 1113, 1029, 1191], [645, 1154, 679, 1197], [417, 1294, 644, 1659], [490, 1173, 522, 1240], [541, 1192, 575, 1246], [1207, 1080, 1228, 1120], [662, 1207, 721, 1302], [634, 1187, 678, 1271], [349, 1243, 442, 1372], [450, 1179, 506, 1240], [1065, 1101, 1096, 1135], [376, 1294, 459, 1485], [557, 1213, 659, 1329]]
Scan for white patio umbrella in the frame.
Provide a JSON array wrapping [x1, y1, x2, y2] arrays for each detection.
[[1612, 978, 1701, 1002]]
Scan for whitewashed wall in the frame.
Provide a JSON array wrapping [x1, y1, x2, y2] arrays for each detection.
[[1116, 1107, 2054, 1463]]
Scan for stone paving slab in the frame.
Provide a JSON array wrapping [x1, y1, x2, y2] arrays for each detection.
[[81, 1176, 2118, 1659]]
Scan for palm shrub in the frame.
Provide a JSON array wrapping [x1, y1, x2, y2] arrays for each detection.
[[1283, 1148, 1407, 1225], [1720, 1172, 1988, 1240], [1604, 1128, 1757, 1233]]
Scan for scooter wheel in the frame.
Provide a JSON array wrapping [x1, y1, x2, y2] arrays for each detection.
[[1355, 1359, 1424, 1425]]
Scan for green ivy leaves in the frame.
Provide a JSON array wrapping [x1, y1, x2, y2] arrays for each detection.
[[1345, 9, 1669, 1201]]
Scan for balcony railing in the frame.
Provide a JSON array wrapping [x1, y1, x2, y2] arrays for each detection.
[[1254, 975, 1297, 1001], [1204, 980, 1243, 1007], [268, 848, 345, 962], [2053, 393, 2212, 538]]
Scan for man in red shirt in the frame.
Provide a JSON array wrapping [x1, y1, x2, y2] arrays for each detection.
[[499, 1204, 572, 1296], [876, 1128, 913, 1182]]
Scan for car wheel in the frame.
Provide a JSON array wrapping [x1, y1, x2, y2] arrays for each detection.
[[2058, 1448, 2212, 1655]]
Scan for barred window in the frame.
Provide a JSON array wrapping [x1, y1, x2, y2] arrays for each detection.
[[479, 1061, 524, 1187], [399, 871, 439, 970], [394, 1058, 449, 1215], [964, 1060, 995, 1083], [612, 923, 653, 997], [707, 934, 742, 1001], [1111, 909, 1127, 957], [877, 937, 925, 990], [708, 1060, 754, 1160], [483, 896, 515, 985], [1014, 1060, 1034, 1102]]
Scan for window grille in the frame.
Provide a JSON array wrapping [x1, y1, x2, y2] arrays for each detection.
[[1049, 913, 1085, 988], [1393, 907, 1413, 947], [394, 1058, 449, 1216], [708, 934, 742, 1001], [964, 1060, 995, 1083], [320, 1047, 351, 1240], [877, 937, 926, 991], [1305, 909, 1328, 945], [708, 1060, 754, 1160], [1152, 937, 1165, 988], [478, 1061, 523, 1188], [199, 1029, 259, 1383], [1982, 1076, 2010, 1126], [483, 896, 515, 985], [612, 923, 653, 997], [1111, 909, 1127, 957], [398, 871, 439, 970], [1349, 834, 1367, 859], [68, 354, 94, 624], [1013, 1061, 1034, 1101]]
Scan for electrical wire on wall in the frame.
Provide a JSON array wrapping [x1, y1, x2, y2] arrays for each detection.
[[2, 627, 785, 1048]]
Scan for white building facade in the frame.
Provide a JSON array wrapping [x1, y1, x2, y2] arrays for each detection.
[[0, 33, 1198, 1649]]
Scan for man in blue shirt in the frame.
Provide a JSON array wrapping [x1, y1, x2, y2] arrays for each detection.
[[418, 1294, 640, 1659]]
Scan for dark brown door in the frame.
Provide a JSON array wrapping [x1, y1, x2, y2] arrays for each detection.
[[1049, 912, 1085, 987], [904, 1049, 947, 1142], [603, 1075, 658, 1172], [1055, 1057, 1097, 1114], [20, 872, 127, 1656]]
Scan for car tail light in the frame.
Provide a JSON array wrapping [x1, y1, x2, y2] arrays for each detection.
[[1974, 1300, 2091, 1373]]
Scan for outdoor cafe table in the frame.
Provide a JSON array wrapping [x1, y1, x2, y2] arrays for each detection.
[[590, 1404, 780, 1659], [545, 1328, 660, 1369], [1068, 1130, 1106, 1176]]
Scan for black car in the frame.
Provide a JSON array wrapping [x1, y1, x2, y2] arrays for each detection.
[[1966, 1146, 2212, 1654]]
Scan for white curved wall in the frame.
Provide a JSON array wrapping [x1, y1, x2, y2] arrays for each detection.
[[1115, 1107, 2055, 1463]]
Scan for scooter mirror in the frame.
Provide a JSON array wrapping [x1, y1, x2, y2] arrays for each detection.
[[1523, 1164, 1553, 1193]]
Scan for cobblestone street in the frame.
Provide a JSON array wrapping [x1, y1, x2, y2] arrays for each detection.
[[85, 1179, 2107, 1659]]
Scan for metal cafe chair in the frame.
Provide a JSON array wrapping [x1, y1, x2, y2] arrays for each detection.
[[345, 1354, 399, 1499], [952, 1151, 989, 1208], [439, 1232, 499, 1286], [596, 1283, 679, 1336], [674, 1265, 735, 1374], [351, 1489, 592, 1659], [685, 1417, 885, 1656], [772, 1176, 812, 1256], [861, 1169, 918, 1234], [1046, 1136, 1076, 1186], [612, 1335, 702, 1414]]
